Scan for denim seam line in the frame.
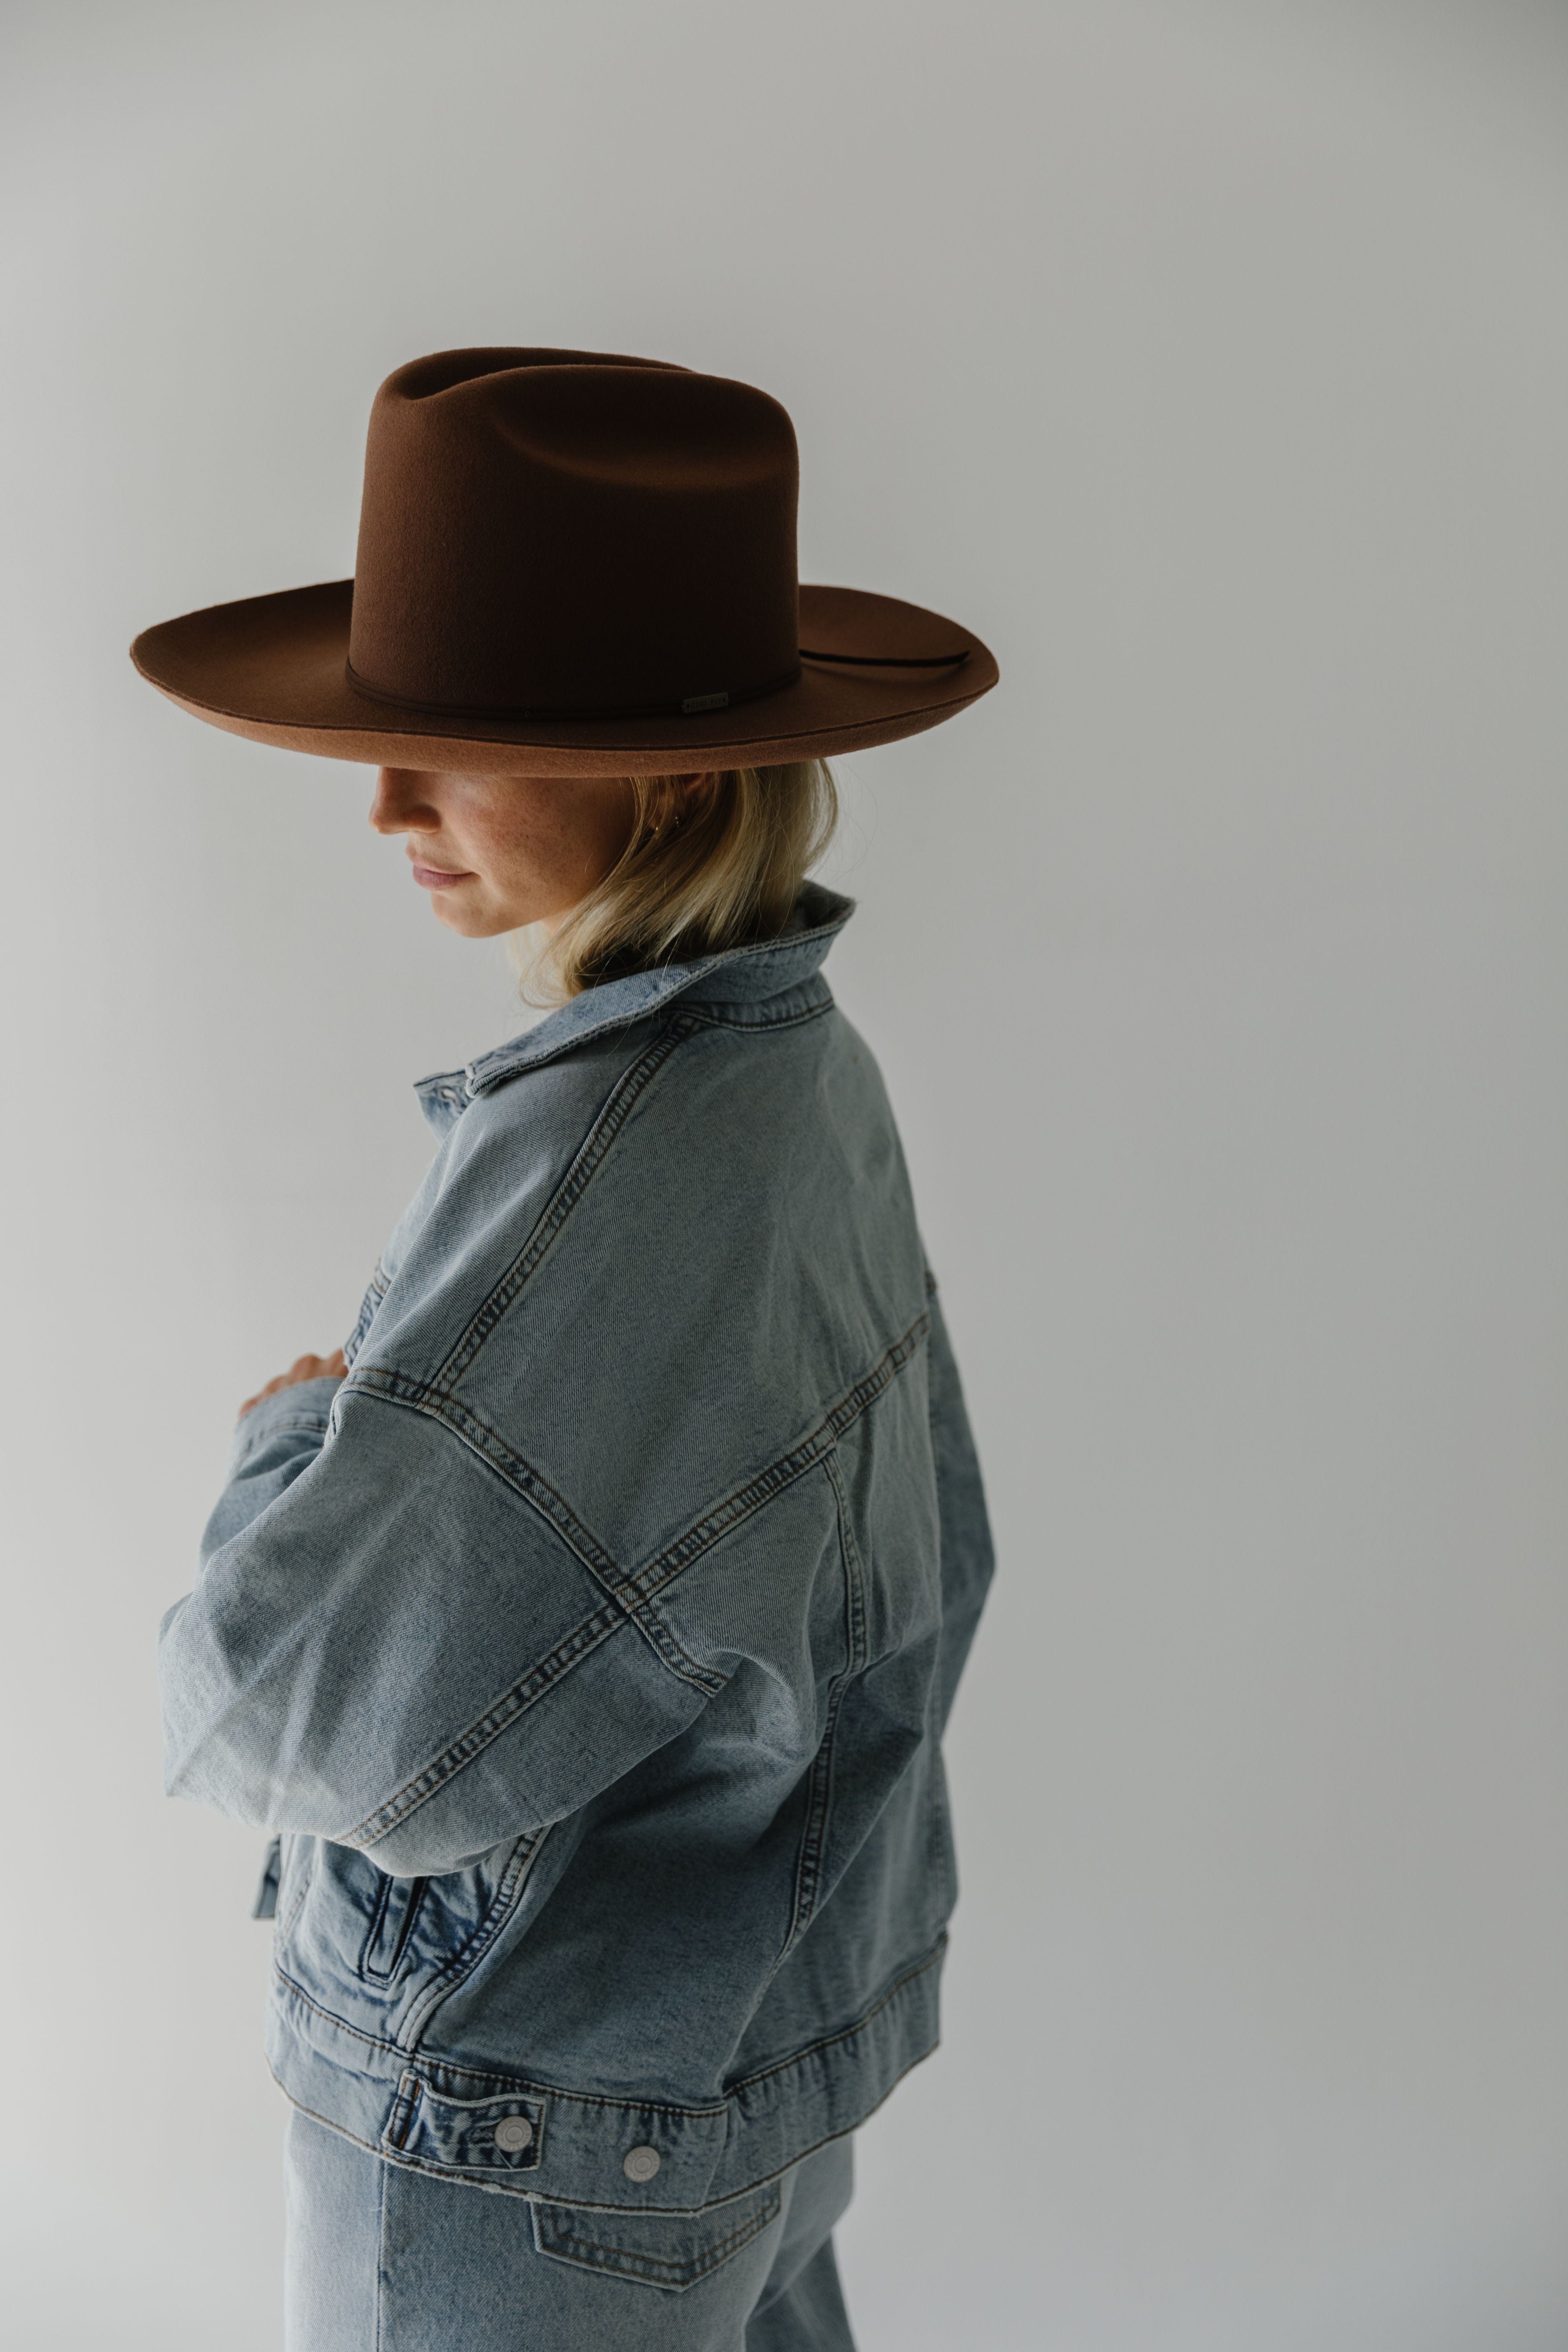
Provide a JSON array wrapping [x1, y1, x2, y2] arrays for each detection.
[[535, 2183, 782, 2285], [677, 995, 834, 1035], [272, 2066, 895, 2222], [397, 1827, 552, 2051], [630, 1306, 931, 1601], [274, 1938, 946, 2116], [274, 1968, 731, 2117], [338, 1600, 630, 1851], [338, 1305, 929, 1853], [430, 1014, 697, 1397], [373, 2127, 390, 2352], [782, 1448, 870, 1952], [276, 1838, 314, 1943], [727, 1937, 947, 2093], [341, 1370, 724, 1698], [357, 1870, 425, 1984]]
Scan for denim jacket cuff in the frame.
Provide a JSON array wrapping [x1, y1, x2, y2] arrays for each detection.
[[226, 1375, 342, 1476]]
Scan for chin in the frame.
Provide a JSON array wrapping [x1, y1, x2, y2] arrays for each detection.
[[433, 898, 511, 939]]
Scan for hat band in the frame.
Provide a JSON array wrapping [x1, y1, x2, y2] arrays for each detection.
[[345, 642, 970, 726], [344, 658, 804, 724], [800, 645, 970, 669]]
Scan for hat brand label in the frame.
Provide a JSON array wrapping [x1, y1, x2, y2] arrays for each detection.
[[681, 691, 729, 714]]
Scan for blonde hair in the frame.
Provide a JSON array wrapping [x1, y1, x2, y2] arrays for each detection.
[[517, 761, 838, 1002]]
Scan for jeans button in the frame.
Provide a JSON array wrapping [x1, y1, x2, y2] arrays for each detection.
[[622, 2145, 661, 2182], [493, 2116, 533, 2154]]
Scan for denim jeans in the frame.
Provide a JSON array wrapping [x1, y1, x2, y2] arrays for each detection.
[[283, 2108, 857, 2351]]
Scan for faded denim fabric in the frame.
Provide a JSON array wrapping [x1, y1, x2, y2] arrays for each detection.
[[284, 2106, 855, 2350], [160, 883, 993, 2266]]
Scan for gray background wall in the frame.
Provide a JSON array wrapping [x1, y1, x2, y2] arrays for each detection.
[[3, 3, 1567, 2345]]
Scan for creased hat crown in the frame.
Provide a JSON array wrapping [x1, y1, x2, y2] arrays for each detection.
[[346, 348, 801, 721]]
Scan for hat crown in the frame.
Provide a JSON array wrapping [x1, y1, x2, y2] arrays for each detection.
[[347, 348, 801, 721]]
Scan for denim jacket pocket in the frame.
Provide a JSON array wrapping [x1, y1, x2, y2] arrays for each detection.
[[358, 1871, 427, 1981], [251, 1837, 282, 1921], [530, 2177, 782, 2294]]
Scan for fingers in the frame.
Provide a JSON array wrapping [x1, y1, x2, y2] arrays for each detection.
[[237, 1348, 348, 1420]]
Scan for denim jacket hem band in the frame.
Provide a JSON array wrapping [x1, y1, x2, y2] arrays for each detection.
[[264, 1938, 944, 2216]]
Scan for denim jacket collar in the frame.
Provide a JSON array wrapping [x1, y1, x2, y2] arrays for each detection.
[[415, 882, 854, 1124]]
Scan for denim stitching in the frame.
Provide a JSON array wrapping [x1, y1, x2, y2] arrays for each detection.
[[275, 1966, 725, 2115], [340, 1602, 629, 1850], [270, 1943, 943, 2215], [357, 1871, 395, 1979], [341, 1370, 722, 1699], [397, 2077, 546, 2175], [430, 1016, 696, 1396], [534, 2182, 782, 2287], [374, 2130, 390, 2352], [345, 1257, 392, 1369], [275, 1936, 943, 2110], [275, 1835, 314, 1943], [358, 1873, 427, 1985], [728, 1939, 945, 2091], [385, 2072, 419, 2151], [676, 996, 834, 1035], [398, 1827, 551, 2050], [339, 1310, 930, 1848], [632, 1308, 931, 1601], [826, 1445, 870, 1676], [783, 1450, 868, 1952], [273, 2068, 896, 2222]]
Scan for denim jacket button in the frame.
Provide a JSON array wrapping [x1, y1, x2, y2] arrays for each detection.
[[622, 2145, 661, 2182], [493, 2116, 533, 2154]]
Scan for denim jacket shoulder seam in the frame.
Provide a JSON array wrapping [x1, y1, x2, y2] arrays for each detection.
[[429, 1013, 699, 1396]]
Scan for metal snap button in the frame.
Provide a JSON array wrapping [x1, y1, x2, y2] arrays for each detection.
[[622, 2145, 661, 2182], [493, 2115, 533, 2154]]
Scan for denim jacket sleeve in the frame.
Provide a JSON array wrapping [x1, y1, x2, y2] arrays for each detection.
[[157, 1367, 716, 1879]]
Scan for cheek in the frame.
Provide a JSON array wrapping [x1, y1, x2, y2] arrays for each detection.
[[480, 817, 559, 885], [476, 803, 594, 885]]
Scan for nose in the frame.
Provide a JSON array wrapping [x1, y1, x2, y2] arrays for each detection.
[[370, 768, 441, 834]]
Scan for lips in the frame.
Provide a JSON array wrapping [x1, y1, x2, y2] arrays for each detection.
[[411, 864, 472, 889]]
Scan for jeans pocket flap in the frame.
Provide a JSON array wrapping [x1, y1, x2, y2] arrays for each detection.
[[530, 2178, 782, 2294]]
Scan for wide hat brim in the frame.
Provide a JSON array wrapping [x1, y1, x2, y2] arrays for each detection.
[[131, 579, 997, 777]]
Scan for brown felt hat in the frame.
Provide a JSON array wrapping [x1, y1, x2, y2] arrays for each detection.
[[130, 348, 997, 776]]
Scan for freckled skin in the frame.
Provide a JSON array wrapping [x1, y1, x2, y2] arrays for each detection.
[[369, 766, 644, 937]]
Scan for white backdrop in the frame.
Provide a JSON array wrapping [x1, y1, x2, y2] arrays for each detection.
[[3, 3, 1567, 2346]]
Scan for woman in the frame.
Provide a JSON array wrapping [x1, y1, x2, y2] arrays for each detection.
[[133, 348, 998, 2352]]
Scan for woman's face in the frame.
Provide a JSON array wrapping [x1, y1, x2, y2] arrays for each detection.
[[370, 767, 639, 936]]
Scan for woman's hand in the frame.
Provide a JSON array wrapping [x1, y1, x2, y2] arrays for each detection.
[[239, 1350, 347, 1420]]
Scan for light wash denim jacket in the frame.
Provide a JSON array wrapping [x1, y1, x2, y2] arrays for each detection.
[[160, 885, 993, 2223]]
